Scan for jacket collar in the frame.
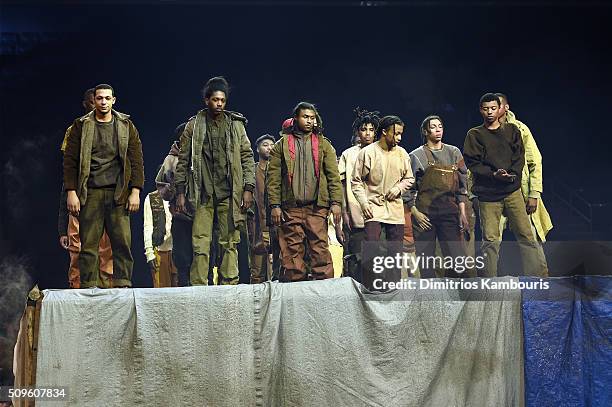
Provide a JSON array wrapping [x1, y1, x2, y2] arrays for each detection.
[[79, 109, 130, 123], [505, 110, 517, 124], [198, 108, 247, 124]]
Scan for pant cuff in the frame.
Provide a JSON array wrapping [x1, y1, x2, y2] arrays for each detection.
[[112, 278, 132, 287]]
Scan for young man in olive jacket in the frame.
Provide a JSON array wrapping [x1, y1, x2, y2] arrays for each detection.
[[63, 84, 145, 288], [58, 87, 114, 288], [266, 102, 343, 282], [175, 77, 255, 285]]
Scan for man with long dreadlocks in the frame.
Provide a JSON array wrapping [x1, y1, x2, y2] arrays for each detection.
[[351, 115, 414, 288], [338, 107, 380, 282], [267, 102, 343, 282]]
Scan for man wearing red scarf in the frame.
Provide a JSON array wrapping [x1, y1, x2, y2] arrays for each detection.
[[266, 102, 342, 282]]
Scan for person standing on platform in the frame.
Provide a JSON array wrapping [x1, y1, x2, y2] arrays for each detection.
[[155, 127, 197, 286], [58, 87, 114, 288], [496, 92, 552, 275], [63, 84, 145, 288], [338, 107, 380, 282], [404, 115, 469, 278], [143, 189, 177, 287], [463, 93, 543, 277], [267, 102, 343, 282], [351, 115, 414, 287], [249, 134, 275, 283], [175, 76, 255, 285]]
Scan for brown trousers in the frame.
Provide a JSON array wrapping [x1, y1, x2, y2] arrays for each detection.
[[250, 231, 272, 284], [364, 222, 404, 288], [278, 206, 334, 282], [152, 250, 178, 288], [403, 205, 416, 253], [67, 214, 113, 288]]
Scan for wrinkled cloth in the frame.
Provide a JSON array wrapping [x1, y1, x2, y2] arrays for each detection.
[[37, 277, 523, 406]]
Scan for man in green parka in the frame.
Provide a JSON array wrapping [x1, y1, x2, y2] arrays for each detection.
[[175, 77, 255, 285]]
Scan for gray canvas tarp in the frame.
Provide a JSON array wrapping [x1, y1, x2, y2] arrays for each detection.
[[36, 277, 523, 406]]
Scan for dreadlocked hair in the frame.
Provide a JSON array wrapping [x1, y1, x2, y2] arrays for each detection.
[[376, 115, 404, 138], [351, 107, 381, 135]]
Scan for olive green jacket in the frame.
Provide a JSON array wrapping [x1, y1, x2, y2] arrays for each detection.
[[266, 133, 342, 208], [63, 109, 145, 205], [175, 109, 255, 227]]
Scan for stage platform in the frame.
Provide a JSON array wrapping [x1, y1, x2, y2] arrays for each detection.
[[13, 276, 612, 406]]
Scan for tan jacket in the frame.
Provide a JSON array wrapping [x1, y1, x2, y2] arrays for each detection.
[[505, 111, 553, 241]]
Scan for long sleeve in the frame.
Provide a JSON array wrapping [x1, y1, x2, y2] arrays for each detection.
[[463, 130, 495, 179], [466, 169, 476, 200], [238, 123, 255, 191], [338, 150, 349, 212], [155, 155, 176, 201], [454, 148, 469, 203], [143, 195, 155, 263], [393, 149, 414, 193], [63, 120, 81, 190], [403, 152, 424, 208], [175, 119, 194, 195], [350, 148, 369, 210], [127, 122, 145, 189], [323, 141, 342, 205], [266, 140, 282, 206], [521, 123, 543, 198], [508, 124, 525, 178]]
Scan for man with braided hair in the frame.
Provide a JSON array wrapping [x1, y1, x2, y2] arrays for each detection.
[[175, 76, 255, 285], [338, 107, 380, 282], [351, 115, 414, 288]]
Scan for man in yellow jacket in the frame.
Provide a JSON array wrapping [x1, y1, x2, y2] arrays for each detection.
[[496, 93, 553, 275]]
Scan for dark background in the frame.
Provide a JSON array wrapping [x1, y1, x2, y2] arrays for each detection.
[[1, 0, 612, 387], [1, 0, 611, 291]]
